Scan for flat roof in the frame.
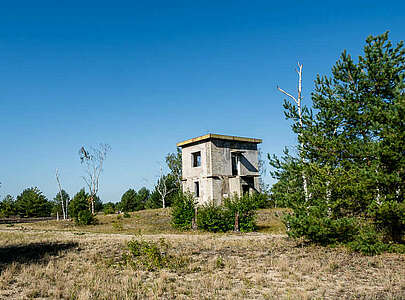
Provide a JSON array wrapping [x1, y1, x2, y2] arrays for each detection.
[[177, 134, 262, 147]]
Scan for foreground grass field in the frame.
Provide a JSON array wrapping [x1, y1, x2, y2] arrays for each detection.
[[0, 209, 404, 299]]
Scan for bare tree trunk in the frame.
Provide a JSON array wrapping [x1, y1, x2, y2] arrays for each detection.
[[234, 211, 240, 232], [278, 63, 309, 203], [157, 165, 176, 209], [79, 143, 111, 216], [56, 169, 66, 220], [89, 195, 95, 214], [65, 193, 69, 219], [192, 207, 198, 230], [326, 180, 331, 216]]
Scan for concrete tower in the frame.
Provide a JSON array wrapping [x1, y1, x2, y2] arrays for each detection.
[[177, 134, 262, 205]]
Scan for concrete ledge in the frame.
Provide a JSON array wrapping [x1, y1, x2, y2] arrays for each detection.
[[177, 133, 262, 147]]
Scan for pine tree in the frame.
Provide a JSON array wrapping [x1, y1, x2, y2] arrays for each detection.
[[272, 32, 405, 246], [0, 195, 16, 217], [16, 187, 52, 217], [69, 189, 90, 220]]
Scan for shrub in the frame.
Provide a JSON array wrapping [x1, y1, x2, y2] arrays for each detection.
[[75, 210, 97, 225], [251, 193, 271, 209], [171, 193, 259, 233], [123, 212, 131, 218], [69, 189, 89, 220], [171, 192, 196, 230], [369, 201, 405, 243], [224, 194, 258, 232], [386, 243, 405, 254], [112, 219, 123, 231], [103, 206, 115, 215], [103, 202, 116, 215], [284, 208, 359, 245], [123, 238, 188, 271], [197, 202, 233, 232], [348, 226, 388, 256]]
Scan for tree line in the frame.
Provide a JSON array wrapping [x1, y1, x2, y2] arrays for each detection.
[[0, 148, 182, 219]]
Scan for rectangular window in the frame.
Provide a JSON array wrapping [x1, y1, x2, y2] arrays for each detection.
[[242, 185, 250, 195], [194, 181, 200, 197], [231, 154, 238, 175], [192, 151, 201, 167]]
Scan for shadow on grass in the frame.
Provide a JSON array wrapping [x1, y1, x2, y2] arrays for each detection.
[[0, 241, 78, 270]]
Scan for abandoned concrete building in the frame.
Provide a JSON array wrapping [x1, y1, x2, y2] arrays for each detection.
[[177, 134, 262, 205]]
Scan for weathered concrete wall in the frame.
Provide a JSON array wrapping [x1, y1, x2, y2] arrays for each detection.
[[211, 177, 223, 205], [181, 142, 209, 179], [210, 139, 259, 177], [181, 142, 211, 204], [229, 177, 242, 197]]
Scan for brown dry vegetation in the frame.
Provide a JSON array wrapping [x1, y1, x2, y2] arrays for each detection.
[[7, 208, 288, 235], [0, 209, 404, 299]]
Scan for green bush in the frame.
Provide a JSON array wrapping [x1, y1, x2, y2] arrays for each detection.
[[123, 238, 188, 271], [171, 192, 196, 230], [195, 194, 258, 232], [386, 243, 405, 254], [103, 202, 116, 215], [251, 193, 271, 209], [103, 206, 115, 215], [75, 210, 97, 225], [69, 189, 89, 220], [123, 211, 131, 218], [112, 219, 123, 231], [369, 201, 405, 243], [348, 226, 388, 256], [197, 202, 233, 232], [171, 193, 259, 233], [284, 208, 359, 245], [224, 194, 258, 232]]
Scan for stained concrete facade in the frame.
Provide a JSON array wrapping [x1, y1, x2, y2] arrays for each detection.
[[177, 134, 262, 205]]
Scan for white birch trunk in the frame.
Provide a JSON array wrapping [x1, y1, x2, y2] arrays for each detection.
[[56, 169, 66, 220], [278, 63, 309, 203]]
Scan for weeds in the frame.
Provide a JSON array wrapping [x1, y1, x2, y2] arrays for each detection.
[[122, 238, 189, 272]]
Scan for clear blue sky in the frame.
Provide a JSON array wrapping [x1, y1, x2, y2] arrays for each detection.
[[1, 1, 404, 203]]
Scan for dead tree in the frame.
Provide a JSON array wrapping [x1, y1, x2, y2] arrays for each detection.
[[156, 165, 176, 209], [79, 143, 111, 214], [55, 169, 67, 219], [278, 62, 309, 203]]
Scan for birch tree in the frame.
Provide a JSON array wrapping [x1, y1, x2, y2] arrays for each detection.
[[55, 169, 68, 219], [277, 63, 309, 203], [79, 143, 111, 214], [156, 166, 177, 209], [165, 147, 182, 188]]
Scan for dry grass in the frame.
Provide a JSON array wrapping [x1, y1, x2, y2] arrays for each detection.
[[0, 209, 404, 299], [256, 208, 290, 233], [13, 208, 179, 235], [4, 208, 287, 235]]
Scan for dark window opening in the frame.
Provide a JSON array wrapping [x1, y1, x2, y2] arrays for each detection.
[[242, 185, 249, 195], [194, 181, 200, 197], [231, 154, 238, 175], [192, 151, 201, 167]]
